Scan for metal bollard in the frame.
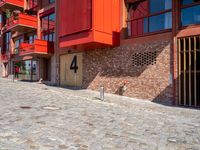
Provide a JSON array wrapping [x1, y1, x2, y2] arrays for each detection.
[[100, 86, 104, 101], [12, 74, 14, 82]]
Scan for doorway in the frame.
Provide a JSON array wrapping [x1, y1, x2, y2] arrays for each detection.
[[178, 36, 200, 107], [60, 53, 83, 87], [14, 60, 38, 81]]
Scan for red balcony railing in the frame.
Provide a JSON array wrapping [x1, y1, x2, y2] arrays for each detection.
[[6, 13, 37, 31], [0, 0, 24, 8], [19, 39, 54, 56]]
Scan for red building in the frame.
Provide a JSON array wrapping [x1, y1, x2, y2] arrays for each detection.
[[0, 0, 55, 81], [1, 0, 200, 108]]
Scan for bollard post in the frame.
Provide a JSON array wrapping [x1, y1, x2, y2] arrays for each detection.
[[100, 86, 104, 101], [12, 74, 14, 82]]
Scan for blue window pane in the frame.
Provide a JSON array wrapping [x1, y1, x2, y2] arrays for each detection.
[[149, 12, 172, 32], [143, 18, 148, 33], [150, 0, 172, 14], [29, 36, 33, 44], [181, 0, 200, 6], [34, 35, 37, 40], [0, 14, 2, 23], [49, 13, 55, 21], [181, 5, 200, 26], [15, 40, 19, 48]]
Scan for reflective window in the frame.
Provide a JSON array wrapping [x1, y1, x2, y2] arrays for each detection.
[[127, 0, 172, 37], [149, 12, 172, 32], [49, 0, 55, 3], [41, 13, 55, 42], [15, 60, 38, 81], [28, 34, 37, 44], [14, 37, 24, 54], [181, 1, 200, 26], [181, 0, 200, 6], [150, 0, 172, 14], [5, 32, 11, 52]]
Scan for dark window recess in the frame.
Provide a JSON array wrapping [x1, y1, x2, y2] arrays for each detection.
[[132, 51, 157, 67]]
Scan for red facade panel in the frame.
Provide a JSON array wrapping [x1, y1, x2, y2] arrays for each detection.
[[58, 0, 120, 49], [58, 0, 92, 37]]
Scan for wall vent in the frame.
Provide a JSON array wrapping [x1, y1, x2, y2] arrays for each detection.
[[132, 51, 157, 67]]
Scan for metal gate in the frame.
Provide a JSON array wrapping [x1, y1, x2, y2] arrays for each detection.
[[178, 36, 200, 107]]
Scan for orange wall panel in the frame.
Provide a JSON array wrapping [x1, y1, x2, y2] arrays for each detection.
[[94, 0, 104, 32], [94, 0, 120, 45], [112, 0, 120, 32]]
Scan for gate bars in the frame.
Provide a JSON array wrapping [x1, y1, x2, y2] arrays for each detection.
[[178, 36, 199, 107]]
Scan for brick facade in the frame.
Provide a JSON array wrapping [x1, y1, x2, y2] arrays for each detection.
[[82, 39, 174, 105]]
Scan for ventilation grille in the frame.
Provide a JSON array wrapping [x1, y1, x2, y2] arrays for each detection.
[[132, 51, 157, 67]]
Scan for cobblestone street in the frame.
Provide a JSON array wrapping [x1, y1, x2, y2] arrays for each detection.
[[0, 78, 199, 150]]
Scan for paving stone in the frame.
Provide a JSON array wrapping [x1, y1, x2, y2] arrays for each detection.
[[0, 78, 199, 150]]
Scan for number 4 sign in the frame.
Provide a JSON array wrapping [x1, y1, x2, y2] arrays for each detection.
[[70, 56, 78, 73]]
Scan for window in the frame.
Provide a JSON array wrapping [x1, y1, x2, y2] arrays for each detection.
[[14, 37, 24, 54], [42, 0, 55, 7], [4, 32, 11, 53], [150, 0, 172, 14], [0, 14, 2, 24], [49, 0, 55, 3], [41, 13, 55, 42], [149, 12, 172, 32], [127, 0, 172, 37], [28, 34, 37, 44], [181, 0, 200, 6], [181, 0, 200, 26]]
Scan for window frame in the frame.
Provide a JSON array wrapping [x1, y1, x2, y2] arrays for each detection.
[[127, 0, 172, 38], [40, 12, 55, 42], [14, 36, 24, 54], [4, 32, 11, 53], [180, 0, 200, 28]]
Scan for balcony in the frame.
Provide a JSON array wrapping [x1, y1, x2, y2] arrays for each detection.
[[0, 0, 24, 10], [5, 13, 37, 32], [58, 0, 120, 50], [19, 39, 54, 57], [0, 53, 11, 62]]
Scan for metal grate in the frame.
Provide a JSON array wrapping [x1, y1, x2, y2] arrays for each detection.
[[132, 51, 157, 67], [178, 36, 200, 107]]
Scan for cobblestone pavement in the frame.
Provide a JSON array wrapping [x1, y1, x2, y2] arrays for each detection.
[[0, 78, 200, 150]]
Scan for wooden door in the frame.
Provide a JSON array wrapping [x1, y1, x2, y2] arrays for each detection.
[[60, 53, 83, 87]]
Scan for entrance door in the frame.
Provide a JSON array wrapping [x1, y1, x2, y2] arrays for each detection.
[[15, 60, 38, 81], [178, 36, 200, 107], [60, 53, 83, 87]]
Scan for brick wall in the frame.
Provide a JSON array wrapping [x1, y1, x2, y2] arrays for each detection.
[[82, 40, 174, 105]]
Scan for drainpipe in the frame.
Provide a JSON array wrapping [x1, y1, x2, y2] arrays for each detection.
[[55, 0, 59, 86]]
